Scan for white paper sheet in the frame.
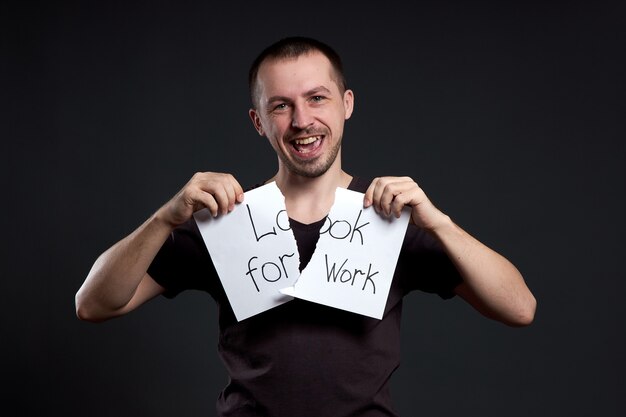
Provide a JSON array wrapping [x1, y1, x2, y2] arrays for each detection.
[[280, 187, 410, 319], [193, 182, 300, 321], [195, 183, 410, 321]]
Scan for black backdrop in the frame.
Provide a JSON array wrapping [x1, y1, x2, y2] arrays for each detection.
[[3, 1, 625, 416]]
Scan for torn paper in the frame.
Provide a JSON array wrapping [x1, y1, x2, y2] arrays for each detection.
[[281, 187, 410, 319], [193, 182, 300, 321]]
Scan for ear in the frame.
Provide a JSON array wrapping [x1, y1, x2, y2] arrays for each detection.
[[249, 108, 264, 136], [343, 89, 354, 120]]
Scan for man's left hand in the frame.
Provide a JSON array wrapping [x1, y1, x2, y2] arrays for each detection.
[[363, 176, 450, 231]]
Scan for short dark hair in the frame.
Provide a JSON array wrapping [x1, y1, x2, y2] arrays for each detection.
[[248, 36, 347, 108]]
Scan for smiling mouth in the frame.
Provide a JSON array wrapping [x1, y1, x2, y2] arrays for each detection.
[[291, 135, 323, 154]]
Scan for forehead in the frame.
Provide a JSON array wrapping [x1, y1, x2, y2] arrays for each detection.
[[256, 52, 339, 99]]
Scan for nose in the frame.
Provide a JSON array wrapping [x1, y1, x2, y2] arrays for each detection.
[[291, 105, 314, 130]]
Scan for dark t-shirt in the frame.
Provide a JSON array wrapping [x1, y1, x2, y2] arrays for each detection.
[[148, 177, 462, 417]]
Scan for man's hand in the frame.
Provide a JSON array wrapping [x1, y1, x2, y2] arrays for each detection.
[[75, 171, 244, 322], [159, 172, 244, 227], [364, 176, 536, 326], [363, 176, 449, 231]]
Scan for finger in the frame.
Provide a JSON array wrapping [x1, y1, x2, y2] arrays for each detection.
[[211, 183, 232, 215], [378, 180, 409, 217], [390, 190, 412, 218], [208, 173, 244, 212], [381, 195, 393, 217], [195, 178, 229, 215], [221, 181, 238, 212], [233, 179, 245, 204], [371, 178, 389, 214], [225, 174, 245, 209], [383, 179, 418, 217], [190, 189, 219, 217], [194, 174, 233, 215], [363, 177, 379, 208]]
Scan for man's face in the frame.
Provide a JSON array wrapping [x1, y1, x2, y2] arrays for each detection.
[[249, 51, 354, 178]]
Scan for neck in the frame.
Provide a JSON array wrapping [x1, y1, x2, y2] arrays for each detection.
[[269, 161, 352, 224]]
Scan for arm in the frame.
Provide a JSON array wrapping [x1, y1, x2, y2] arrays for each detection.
[[75, 172, 244, 322], [364, 177, 536, 327]]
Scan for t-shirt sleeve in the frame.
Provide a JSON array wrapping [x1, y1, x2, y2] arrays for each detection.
[[147, 218, 220, 299], [395, 224, 463, 299]]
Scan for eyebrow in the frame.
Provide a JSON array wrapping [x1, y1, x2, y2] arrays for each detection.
[[305, 86, 332, 96], [266, 86, 333, 105]]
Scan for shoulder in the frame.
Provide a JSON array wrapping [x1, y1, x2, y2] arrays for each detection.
[[348, 176, 373, 193], [245, 178, 275, 192]]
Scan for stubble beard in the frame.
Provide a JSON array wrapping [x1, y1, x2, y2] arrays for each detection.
[[278, 135, 342, 178]]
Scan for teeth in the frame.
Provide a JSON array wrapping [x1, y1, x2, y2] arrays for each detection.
[[293, 136, 319, 145]]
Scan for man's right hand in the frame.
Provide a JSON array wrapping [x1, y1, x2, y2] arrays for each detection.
[[75, 171, 244, 322], [158, 172, 245, 227]]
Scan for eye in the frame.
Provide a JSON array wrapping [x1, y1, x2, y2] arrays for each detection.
[[311, 95, 325, 102], [273, 103, 288, 111]]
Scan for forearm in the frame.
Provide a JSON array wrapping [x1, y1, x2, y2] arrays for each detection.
[[75, 171, 244, 322], [75, 210, 173, 320], [364, 176, 536, 326], [429, 216, 536, 326]]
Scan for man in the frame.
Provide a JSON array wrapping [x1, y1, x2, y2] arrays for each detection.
[[76, 37, 536, 416]]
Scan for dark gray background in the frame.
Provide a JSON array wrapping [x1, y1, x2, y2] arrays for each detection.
[[3, 1, 624, 416]]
